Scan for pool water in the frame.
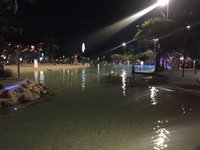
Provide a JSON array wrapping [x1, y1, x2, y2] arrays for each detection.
[[0, 66, 199, 150]]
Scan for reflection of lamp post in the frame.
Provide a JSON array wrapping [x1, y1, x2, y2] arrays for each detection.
[[122, 42, 126, 55]]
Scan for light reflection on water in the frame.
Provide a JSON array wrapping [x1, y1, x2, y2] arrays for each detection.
[[152, 120, 170, 150], [39, 71, 45, 84], [34, 71, 38, 83], [181, 104, 192, 114], [149, 86, 158, 105], [15, 66, 200, 150], [34, 71, 45, 84], [81, 69, 86, 91], [97, 64, 100, 85], [121, 70, 127, 96]]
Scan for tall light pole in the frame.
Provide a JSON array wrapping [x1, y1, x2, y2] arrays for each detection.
[[122, 42, 126, 55], [158, 0, 169, 19], [182, 25, 191, 78], [15, 45, 21, 79]]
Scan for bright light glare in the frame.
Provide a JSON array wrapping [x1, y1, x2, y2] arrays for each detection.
[[82, 43, 85, 53], [158, 0, 169, 6], [134, 3, 159, 17], [122, 43, 126, 46], [86, 3, 159, 48]]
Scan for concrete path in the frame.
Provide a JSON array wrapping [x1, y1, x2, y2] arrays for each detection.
[[159, 69, 200, 86]]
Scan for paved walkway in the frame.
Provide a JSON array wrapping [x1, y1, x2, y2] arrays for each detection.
[[159, 69, 200, 86]]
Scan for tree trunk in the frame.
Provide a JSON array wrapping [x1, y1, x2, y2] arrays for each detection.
[[154, 54, 162, 72]]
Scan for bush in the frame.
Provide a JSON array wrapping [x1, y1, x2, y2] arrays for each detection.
[[0, 84, 3, 90], [0, 69, 13, 78]]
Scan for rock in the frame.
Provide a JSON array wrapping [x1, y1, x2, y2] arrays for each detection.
[[39, 83, 48, 90], [0, 90, 18, 107], [41, 90, 48, 95], [31, 85, 41, 95], [0, 80, 49, 109]]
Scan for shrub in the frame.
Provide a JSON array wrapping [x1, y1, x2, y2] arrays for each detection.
[[0, 69, 13, 78]]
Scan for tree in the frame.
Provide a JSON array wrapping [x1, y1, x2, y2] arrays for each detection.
[[1, 0, 37, 13], [0, 14, 23, 41], [111, 54, 122, 62], [43, 36, 59, 60], [135, 18, 174, 72]]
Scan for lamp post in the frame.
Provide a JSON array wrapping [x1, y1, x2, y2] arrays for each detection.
[[15, 45, 21, 79], [122, 42, 126, 55], [182, 25, 191, 78], [158, 0, 169, 19]]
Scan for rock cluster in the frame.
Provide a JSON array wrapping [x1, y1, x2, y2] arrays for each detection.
[[0, 80, 48, 108]]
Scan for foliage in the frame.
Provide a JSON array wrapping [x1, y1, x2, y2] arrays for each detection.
[[126, 54, 136, 62], [111, 54, 138, 63], [0, 14, 23, 36], [143, 50, 156, 58], [0, 84, 3, 90], [0, 69, 13, 78], [43, 36, 59, 59], [1, 0, 37, 13], [135, 18, 174, 49], [110, 54, 122, 60]]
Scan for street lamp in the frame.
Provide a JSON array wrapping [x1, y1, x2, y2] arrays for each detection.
[[158, 0, 169, 6], [182, 25, 191, 78], [122, 42, 126, 55], [158, 0, 169, 19]]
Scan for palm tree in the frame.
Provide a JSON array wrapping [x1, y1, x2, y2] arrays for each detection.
[[1, 0, 37, 13]]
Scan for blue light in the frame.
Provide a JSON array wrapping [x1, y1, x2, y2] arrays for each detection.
[[4, 84, 21, 90]]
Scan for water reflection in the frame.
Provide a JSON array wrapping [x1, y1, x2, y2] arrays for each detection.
[[39, 71, 45, 84], [121, 70, 127, 96], [149, 86, 158, 105], [81, 69, 86, 91], [152, 120, 170, 150], [62, 69, 66, 83], [97, 64, 100, 85], [34, 71, 38, 83], [181, 104, 192, 114]]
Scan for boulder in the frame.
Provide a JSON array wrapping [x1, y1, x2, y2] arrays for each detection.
[[0, 90, 18, 107]]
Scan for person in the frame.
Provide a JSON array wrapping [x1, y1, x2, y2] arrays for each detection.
[[131, 64, 135, 80]]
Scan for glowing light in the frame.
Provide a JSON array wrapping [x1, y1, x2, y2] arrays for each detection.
[[34, 59, 38, 68], [30, 45, 35, 52], [4, 84, 21, 90], [81, 69, 86, 91], [34, 71, 38, 83], [122, 42, 126, 46], [186, 25, 191, 30], [135, 3, 159, 17], [39, 57, 43, 61], [86, 3, 159, 48], [150, 86, 158, 105], [121, 70, 127, 96], [152, 120, 170, 150], [1, 55, 6, 60], [158, 0, 169, 6], [82, 43, 85, 53], [13, 107, 18, 111], [39, 71, 45, 84]]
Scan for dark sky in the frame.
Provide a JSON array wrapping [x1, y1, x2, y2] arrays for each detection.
[[16, 0, 168, 54]]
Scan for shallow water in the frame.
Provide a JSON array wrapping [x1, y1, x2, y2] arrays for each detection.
[[0, 66, 200, 150]]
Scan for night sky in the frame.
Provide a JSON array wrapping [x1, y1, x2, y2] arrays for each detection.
[[15, 0, 177, 54]]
